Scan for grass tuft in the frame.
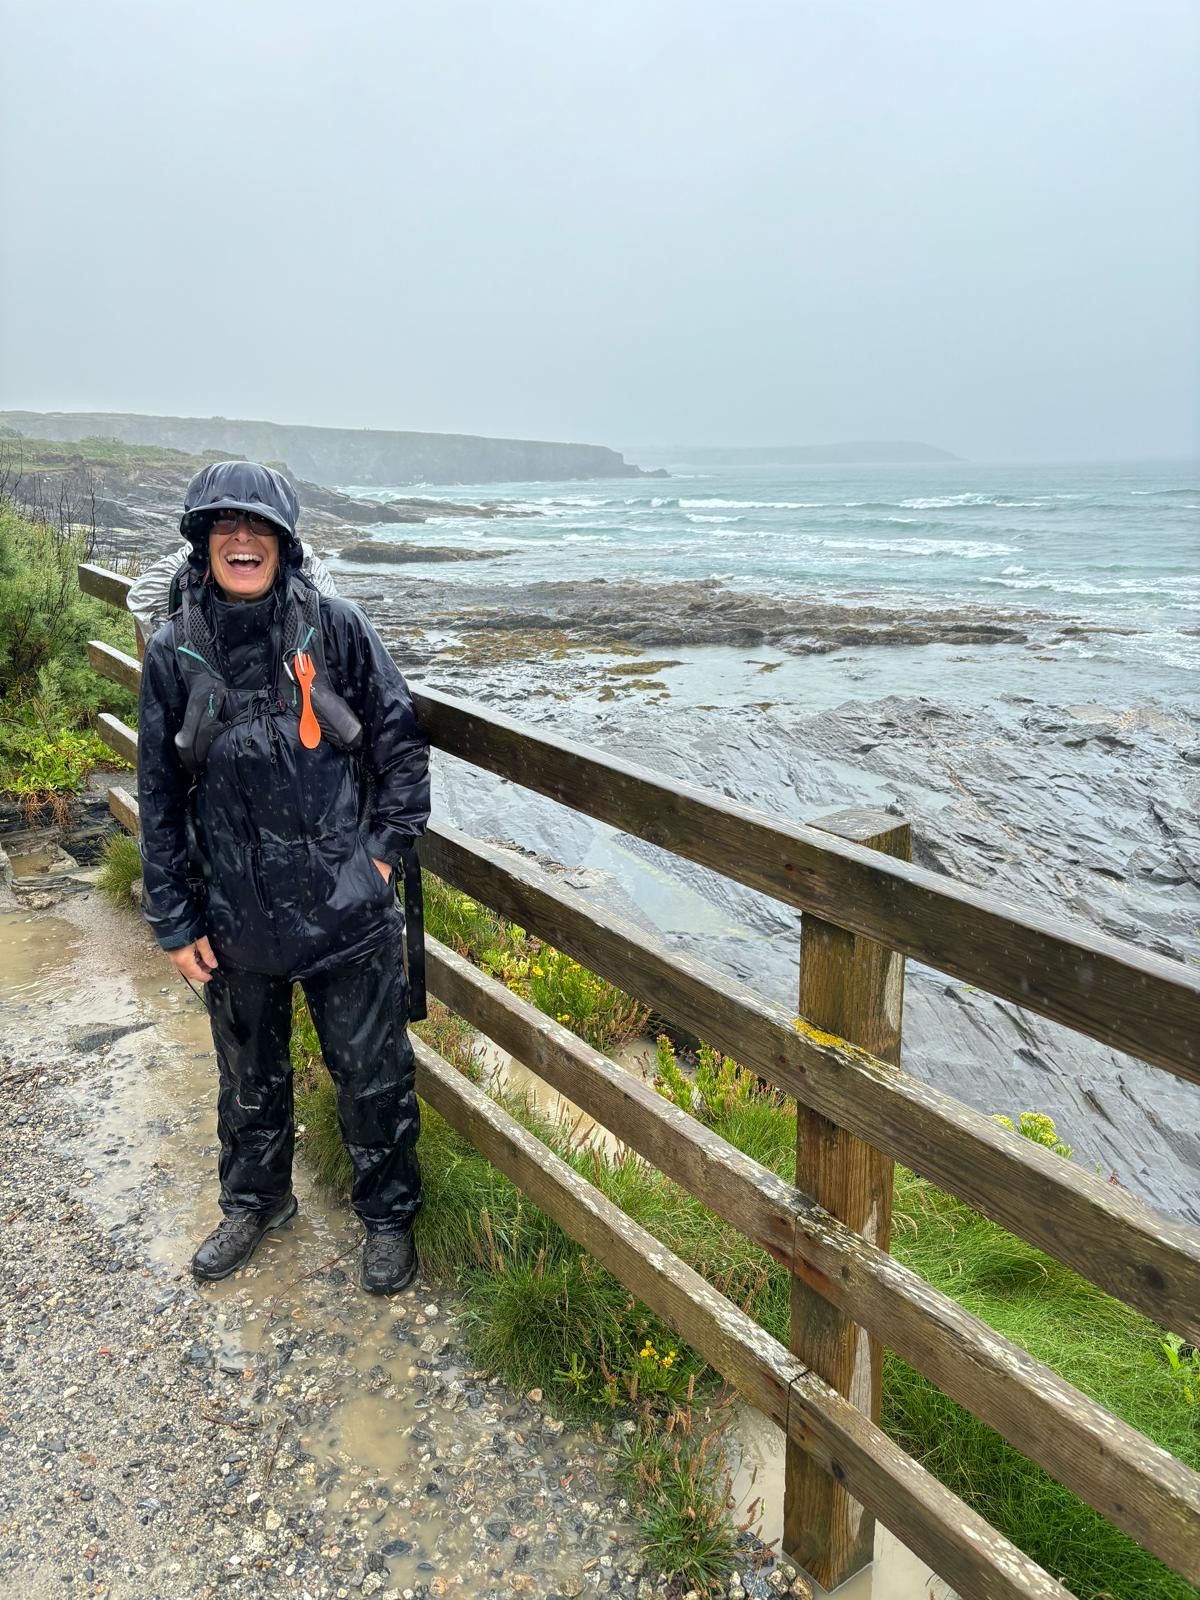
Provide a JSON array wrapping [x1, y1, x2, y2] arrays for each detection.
[[618, 1405, 741, 1593], [96, 832, 142, 908]]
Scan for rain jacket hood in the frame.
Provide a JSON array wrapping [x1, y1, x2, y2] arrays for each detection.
[[180, 461, 302, 562]]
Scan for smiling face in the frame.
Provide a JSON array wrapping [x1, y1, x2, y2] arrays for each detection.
[[207, 511, 281, 600]]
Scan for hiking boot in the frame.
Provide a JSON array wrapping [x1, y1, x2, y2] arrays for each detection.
[[191, 1195, 298, 1282], [361, 1229, 418, 1295]]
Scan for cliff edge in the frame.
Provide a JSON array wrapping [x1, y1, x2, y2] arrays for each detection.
[[0, 411, 665, 487]]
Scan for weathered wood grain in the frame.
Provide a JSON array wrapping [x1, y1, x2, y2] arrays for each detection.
[[87, 639, 142, 698], [414, 1035, 1075, 1600], [425, 934, 1200, 1584], [107, 786, 139, 837], [412, 686, 1199, 1082], [78, 563, 133, 609], [787, 810, 910, 1587], [96, 712, 137, 768], [421, 823, 1200, 1342], [784, 1367, 1072, 1600]]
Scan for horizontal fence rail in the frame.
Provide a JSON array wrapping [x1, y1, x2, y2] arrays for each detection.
[[424, 935, 1200, 1578], [81, 561, 1200, 1595], [423, 823, 1200, 1345], [410, 686, 1200, 1084], [413, 1036, 1077, 1600]]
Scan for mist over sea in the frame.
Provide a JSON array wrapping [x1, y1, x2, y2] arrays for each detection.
[[340, 458, 1199, 707]]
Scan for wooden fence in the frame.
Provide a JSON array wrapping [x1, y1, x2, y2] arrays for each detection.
[[79, 562, 1200, 1600]]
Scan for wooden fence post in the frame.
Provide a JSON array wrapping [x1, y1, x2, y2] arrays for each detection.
[[784, 806, 911, 1589]]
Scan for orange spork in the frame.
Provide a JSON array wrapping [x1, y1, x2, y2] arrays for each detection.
[[293, 651, 322, 749]]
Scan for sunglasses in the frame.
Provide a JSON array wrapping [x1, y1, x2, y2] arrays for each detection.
[[209, 510, 278, 536]]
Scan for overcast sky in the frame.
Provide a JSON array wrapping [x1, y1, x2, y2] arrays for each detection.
[[1, 1, 1196, 460]]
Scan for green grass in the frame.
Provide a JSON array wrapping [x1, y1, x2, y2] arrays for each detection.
[[0, 497, 136, 812], [0, 431, 222, 472], [96, 833, 142, 907], [617, 1409, 741, 1593], [881, 1172, 1200, 1600]]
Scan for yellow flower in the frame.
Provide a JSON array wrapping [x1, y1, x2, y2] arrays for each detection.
[[557, 1013, 571, 1024]]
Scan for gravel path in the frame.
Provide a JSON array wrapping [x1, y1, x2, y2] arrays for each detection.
[[0, 885, 807, 1600], [0, 890, 652, 1600]]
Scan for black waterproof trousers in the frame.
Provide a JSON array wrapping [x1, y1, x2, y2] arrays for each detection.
[[205, 922, 420, 1235]]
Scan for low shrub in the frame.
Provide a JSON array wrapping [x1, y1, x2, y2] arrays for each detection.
[[0, 497, 136, 810], [617, 1404, 742, 1595]]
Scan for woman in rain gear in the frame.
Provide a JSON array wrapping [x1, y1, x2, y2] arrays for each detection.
[[136, 460, 430, 1294]]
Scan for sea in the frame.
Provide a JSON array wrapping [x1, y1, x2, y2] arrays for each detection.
[[338, 458, 1198, 711]]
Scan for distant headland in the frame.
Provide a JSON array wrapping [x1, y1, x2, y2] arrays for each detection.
[[0, 410, 667, 486], [631, 440, 961, 466]]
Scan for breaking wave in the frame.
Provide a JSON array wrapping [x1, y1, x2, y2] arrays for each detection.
[[818, 537, 1019, 559]]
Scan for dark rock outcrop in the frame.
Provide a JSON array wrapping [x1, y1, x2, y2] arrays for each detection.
[[340, 542, 515, 564], [0, 443, 538, 565]]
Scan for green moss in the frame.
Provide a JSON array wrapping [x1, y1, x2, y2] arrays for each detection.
[[605, 659, 682, 676], [437, 629, 641, 668]]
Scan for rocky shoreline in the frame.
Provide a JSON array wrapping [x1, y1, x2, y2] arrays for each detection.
[[0, 414, 667, 488], [330, 568, 1121, 659], [5, 437, 1140, 664]]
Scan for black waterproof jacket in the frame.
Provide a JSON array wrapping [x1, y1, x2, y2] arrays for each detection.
[[137, 581, 430, 979]]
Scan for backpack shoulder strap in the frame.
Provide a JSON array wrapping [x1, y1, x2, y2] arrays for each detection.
[[172, 576, 221, 680], [280, 574, 328, 678]]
